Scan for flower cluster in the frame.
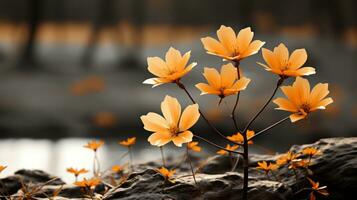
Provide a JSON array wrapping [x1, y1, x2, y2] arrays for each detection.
[[140, 25, 333, 200], [256, 147, 328, 199]]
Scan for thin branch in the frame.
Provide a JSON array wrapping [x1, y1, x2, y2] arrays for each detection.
[[231, 60, 241, 131], [176, 81, 243, 146], [193, 134, 243, 155], [160, 146, 166, 167], [186, 145, 198, 185], [248, 115, 290, 141], [242, 78, 284, 133]]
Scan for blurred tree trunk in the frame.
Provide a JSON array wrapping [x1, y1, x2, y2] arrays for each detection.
[[17, 0, 42, 71], [118, 0, 145, 71], [81, 0, 111, 69]]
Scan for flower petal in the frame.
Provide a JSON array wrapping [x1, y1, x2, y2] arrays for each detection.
[[161, 95, 181, 127], [273, 98, 298, 112], [237, 27, 253, 53], [148, 131, 172, 147], [143, 78, 171, 87], [294, 67, 316, 76], [288, 49, 307, 69], [220, 63, 237, 88], [147, 57, 169, 77], [180, 51, 191, 71], [294, 77, 310, 104], [203, 67, 221, 89], [290, 113, 306, 122], [241, 40, 265, 58], [217, 25, 237, 53], [308, 83, 329, 106], [165, 47, 182, 72], [140, 112, 169, 132], [195, 83, 220, 95], [262, 48, 279, 68], [201, 37, 227, 56], [230, 77, 251, 91], [172, 131, 193, 147], [310, 97, 333, 111], [280, 86, 299, 106], [179, 104, 200, 131], [166, 62, 197, 81], [274, 43, 289, 66]]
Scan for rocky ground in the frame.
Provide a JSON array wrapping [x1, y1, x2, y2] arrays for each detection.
[[1, 137, 356, 200]]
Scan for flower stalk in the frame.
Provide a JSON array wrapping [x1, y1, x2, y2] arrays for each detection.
[[231, 60, 241, 130], [176, 81, 243, 146], [160, 146, 166, 167], [186, 145, 197, 185]]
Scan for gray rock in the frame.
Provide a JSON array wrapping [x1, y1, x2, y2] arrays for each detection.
[[0, 169, 65, 196], [103, 169, 291, 200], [1, 137, 356, 200]]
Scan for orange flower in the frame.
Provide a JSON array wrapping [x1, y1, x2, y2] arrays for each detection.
[[74, 178, 101, 188], [119, 137, 136, 147], [195, 63, 251, 98], [84, 140, 104, 152], [288, 159, 309, 169], [66, 167, 88, 177], [302, 147, 321, 157], [307, 177, 329, 200], [276, 151, 300, 166], [227, 130, 255, 144], [258, 43, 315, 77], [140, 95, 200, 147], [157, 167, 175, 179], [256, 161, 279, 173], [201, 26, 265, 61], [143, 47, 197, 87], [217, 144, 239, 155], [273, 77, 333, 122], [187, 141, 201, 152], [0, 165, 7, 173], [111, 165, 123, 173]]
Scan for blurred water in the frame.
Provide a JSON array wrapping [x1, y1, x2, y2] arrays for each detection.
[[0, 138, 182, 183]]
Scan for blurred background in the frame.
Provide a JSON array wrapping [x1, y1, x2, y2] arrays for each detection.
[[0, 0, 356, 182]]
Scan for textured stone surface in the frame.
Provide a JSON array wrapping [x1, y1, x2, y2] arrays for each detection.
[[1, 137, 356, 200], [103, 169, 290, 200]]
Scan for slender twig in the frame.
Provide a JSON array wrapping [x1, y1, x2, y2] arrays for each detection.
[[248, 115, 290, 141], [230, 154, 240, 172], [294, 188, 312, 195], [231, 61, 241, 131], [242, 127, 249, 200], [129, 146, 134, 171], [193, 134, 243, 155], [93, 151, 100, 177], [160, 146, 166, 167], [186, 145, 198, 185], [176, 81, 243, 146], [242, 78, 284, 134]]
